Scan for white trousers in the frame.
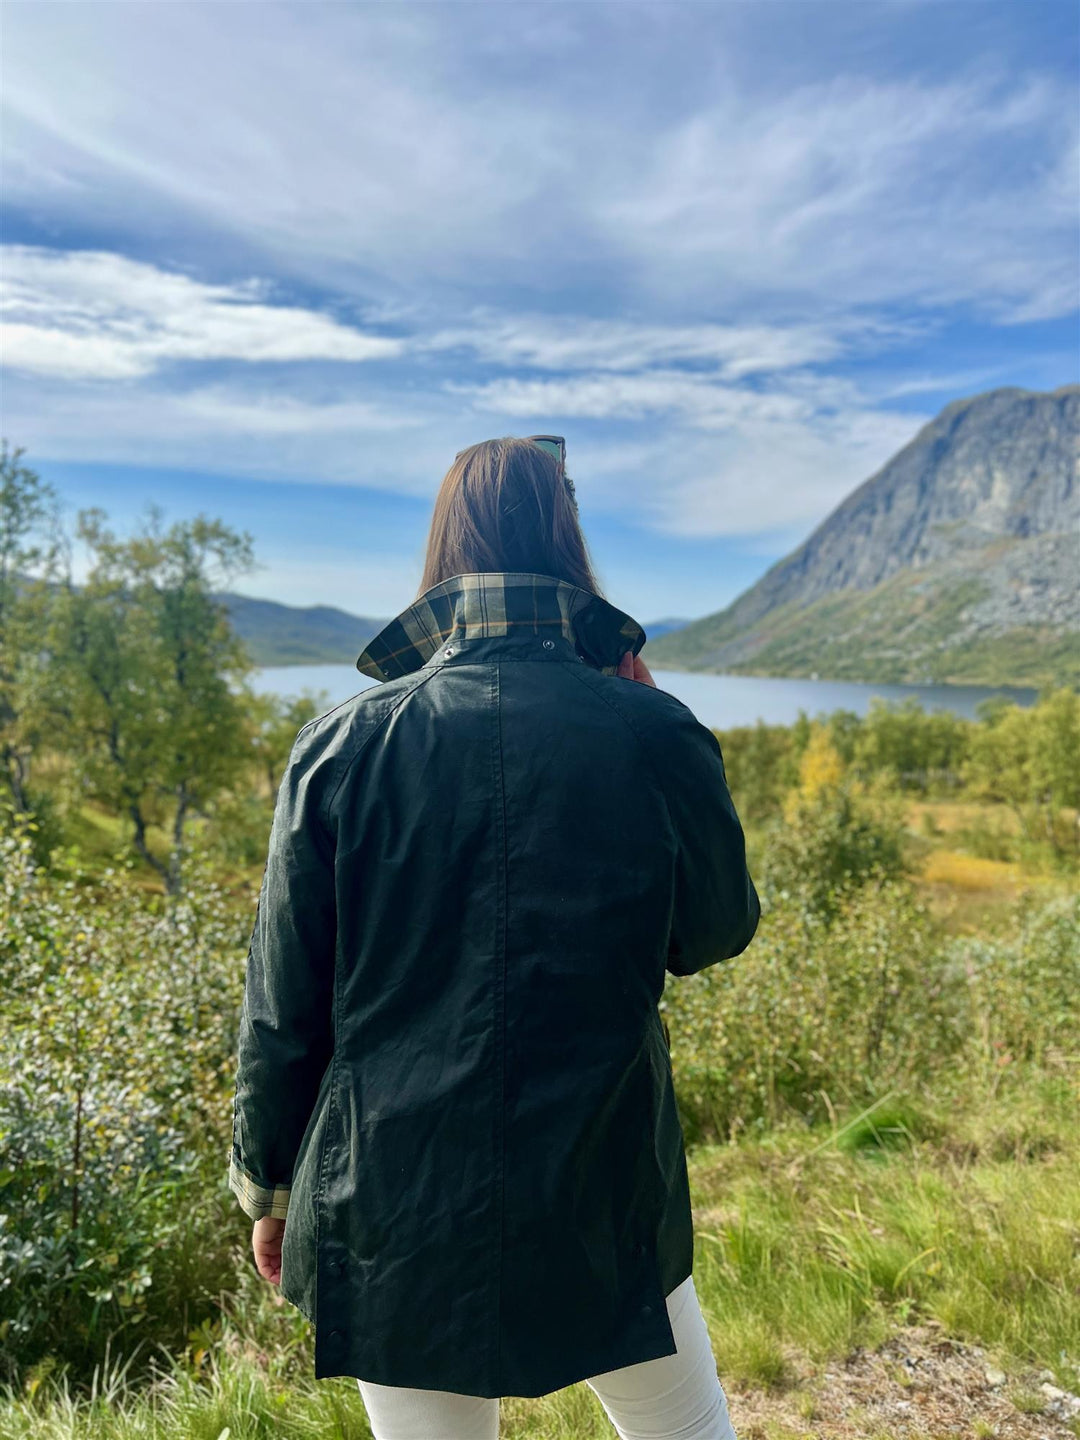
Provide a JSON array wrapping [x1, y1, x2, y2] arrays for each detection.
[[357, 1273, 738, 1440]]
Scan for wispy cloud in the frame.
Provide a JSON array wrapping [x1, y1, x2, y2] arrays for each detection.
[[591, 69, 1078, 323], [424, 314, 857, 375], [1, 8, 1074, 322], [627, 407, 933, 540], [0, 247, 402, 378], [446, 371, 808, 424]]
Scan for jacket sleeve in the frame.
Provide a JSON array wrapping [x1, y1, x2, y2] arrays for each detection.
[[658, 704, 760, 977], [228, 727, 337, 1221]]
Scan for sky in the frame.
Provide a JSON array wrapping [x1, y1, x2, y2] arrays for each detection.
[[2, 0, 1077, 627]]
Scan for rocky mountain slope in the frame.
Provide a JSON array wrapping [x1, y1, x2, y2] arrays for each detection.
[[646, 384, 1079, 688]]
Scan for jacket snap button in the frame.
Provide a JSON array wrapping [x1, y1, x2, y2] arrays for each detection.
[[542, 638, 555, 650], [328, 1327, 343, 1341], [641, 1303, 653, 1317], [444, 647, 454, 657]]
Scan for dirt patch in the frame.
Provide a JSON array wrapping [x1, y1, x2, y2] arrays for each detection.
[[726, 1324, 1079, 1439]]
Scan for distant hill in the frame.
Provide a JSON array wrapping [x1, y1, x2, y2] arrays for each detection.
[[214, 593, 388, 667], [218, 596, 695, 667], [12, 577, 690, 669], [645, 385, 1080, 689], [641, 616, 693, 640]]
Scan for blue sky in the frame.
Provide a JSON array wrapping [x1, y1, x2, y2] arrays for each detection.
[[2, 0, 1077, 626]]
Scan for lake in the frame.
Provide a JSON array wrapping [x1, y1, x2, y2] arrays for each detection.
[[248, 663, 1039, 728]]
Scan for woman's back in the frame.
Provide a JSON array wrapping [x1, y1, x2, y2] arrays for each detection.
[[229, 447, 759, 1414], [231, 570, 759, 1398]]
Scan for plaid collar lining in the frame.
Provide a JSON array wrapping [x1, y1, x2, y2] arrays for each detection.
[[355, 571, 647, 683]]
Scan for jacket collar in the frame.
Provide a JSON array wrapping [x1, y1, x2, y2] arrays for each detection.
[[356, 571, 647, 683]]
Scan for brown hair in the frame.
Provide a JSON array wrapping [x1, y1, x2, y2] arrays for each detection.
[[415, 437, 605, 600]]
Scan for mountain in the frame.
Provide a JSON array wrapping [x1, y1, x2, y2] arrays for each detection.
[[215, 593, 389, 666], [644, 385, 1079, 689]]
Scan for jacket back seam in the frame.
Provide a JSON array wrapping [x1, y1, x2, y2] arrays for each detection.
[[490, 660, 508, 1390]]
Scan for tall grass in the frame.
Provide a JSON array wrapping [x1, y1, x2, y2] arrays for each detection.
[[2, 1085, 1076, 1438]]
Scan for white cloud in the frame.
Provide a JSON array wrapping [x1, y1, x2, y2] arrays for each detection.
[[5, 337, 931, 542], [446, 371, 779, 423], [423, 313, 855, 375], [175, 385, 408, 436], [1, 8, 1074, 321], [0, 242, 944, 542], [444, 363, 932, 538], [631, 406, 932, 540], [1, 363, 473, 497], [871, 368, 1016, 400], [0, 246, 403, 378], [592, 70, 1078, 321], [448, 368, 852, 432]]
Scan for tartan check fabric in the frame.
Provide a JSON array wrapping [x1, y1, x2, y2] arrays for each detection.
[[229, 1152, 291, 1221], [355, 571, 646, 682]]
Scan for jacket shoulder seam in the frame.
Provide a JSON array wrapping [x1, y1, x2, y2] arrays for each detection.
[[294, 674, 406, 743], [562, 664, 678, 841], [323, 667, 441, 823]]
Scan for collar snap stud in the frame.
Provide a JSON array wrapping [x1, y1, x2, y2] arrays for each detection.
[[542, 638, 555, 650]]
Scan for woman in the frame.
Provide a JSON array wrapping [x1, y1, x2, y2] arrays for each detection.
[[228, 436, 761, 1440]]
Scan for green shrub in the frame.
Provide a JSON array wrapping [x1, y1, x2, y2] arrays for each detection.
[[0, 822, 250, 1386], [665, 875, 1080, 1147], [951, 889, 1080, 1074], [759, 729, 913, 924], [665, 878, 953, 1143]]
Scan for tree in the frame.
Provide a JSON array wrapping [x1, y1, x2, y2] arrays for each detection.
[[248, 689, 328, 809], [1027, 688, 1080, 853], [49, 505, 257, 892], [853, 696, 969, 793], [762, 726, 912, 922], [0, 441, 66, 826], [964, 688, 1080, 856], [712, 718, 793, 823]]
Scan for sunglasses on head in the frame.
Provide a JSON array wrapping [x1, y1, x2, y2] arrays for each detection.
[[455, 435, 566, 469], [524, 435, 566, 469], [525, 436, 575, 504]]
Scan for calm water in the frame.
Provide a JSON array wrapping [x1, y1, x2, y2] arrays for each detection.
[[248, 663, 1038, 728]]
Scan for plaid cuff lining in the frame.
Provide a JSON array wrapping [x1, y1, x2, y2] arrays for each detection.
[[228, 1151, 291, 1221]]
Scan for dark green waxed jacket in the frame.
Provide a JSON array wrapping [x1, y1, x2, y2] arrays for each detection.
[[228, 570, 761, 1399]]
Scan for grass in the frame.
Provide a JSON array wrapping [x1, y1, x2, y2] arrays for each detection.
[[897, 796, 1076, 934], [694, 1099, 1079, 1390], [2, 1085, 1076, 1439]]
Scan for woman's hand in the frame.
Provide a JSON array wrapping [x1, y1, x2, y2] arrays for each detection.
[[252, 1216, 286, 1284], [616, 649, 657, 687]]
